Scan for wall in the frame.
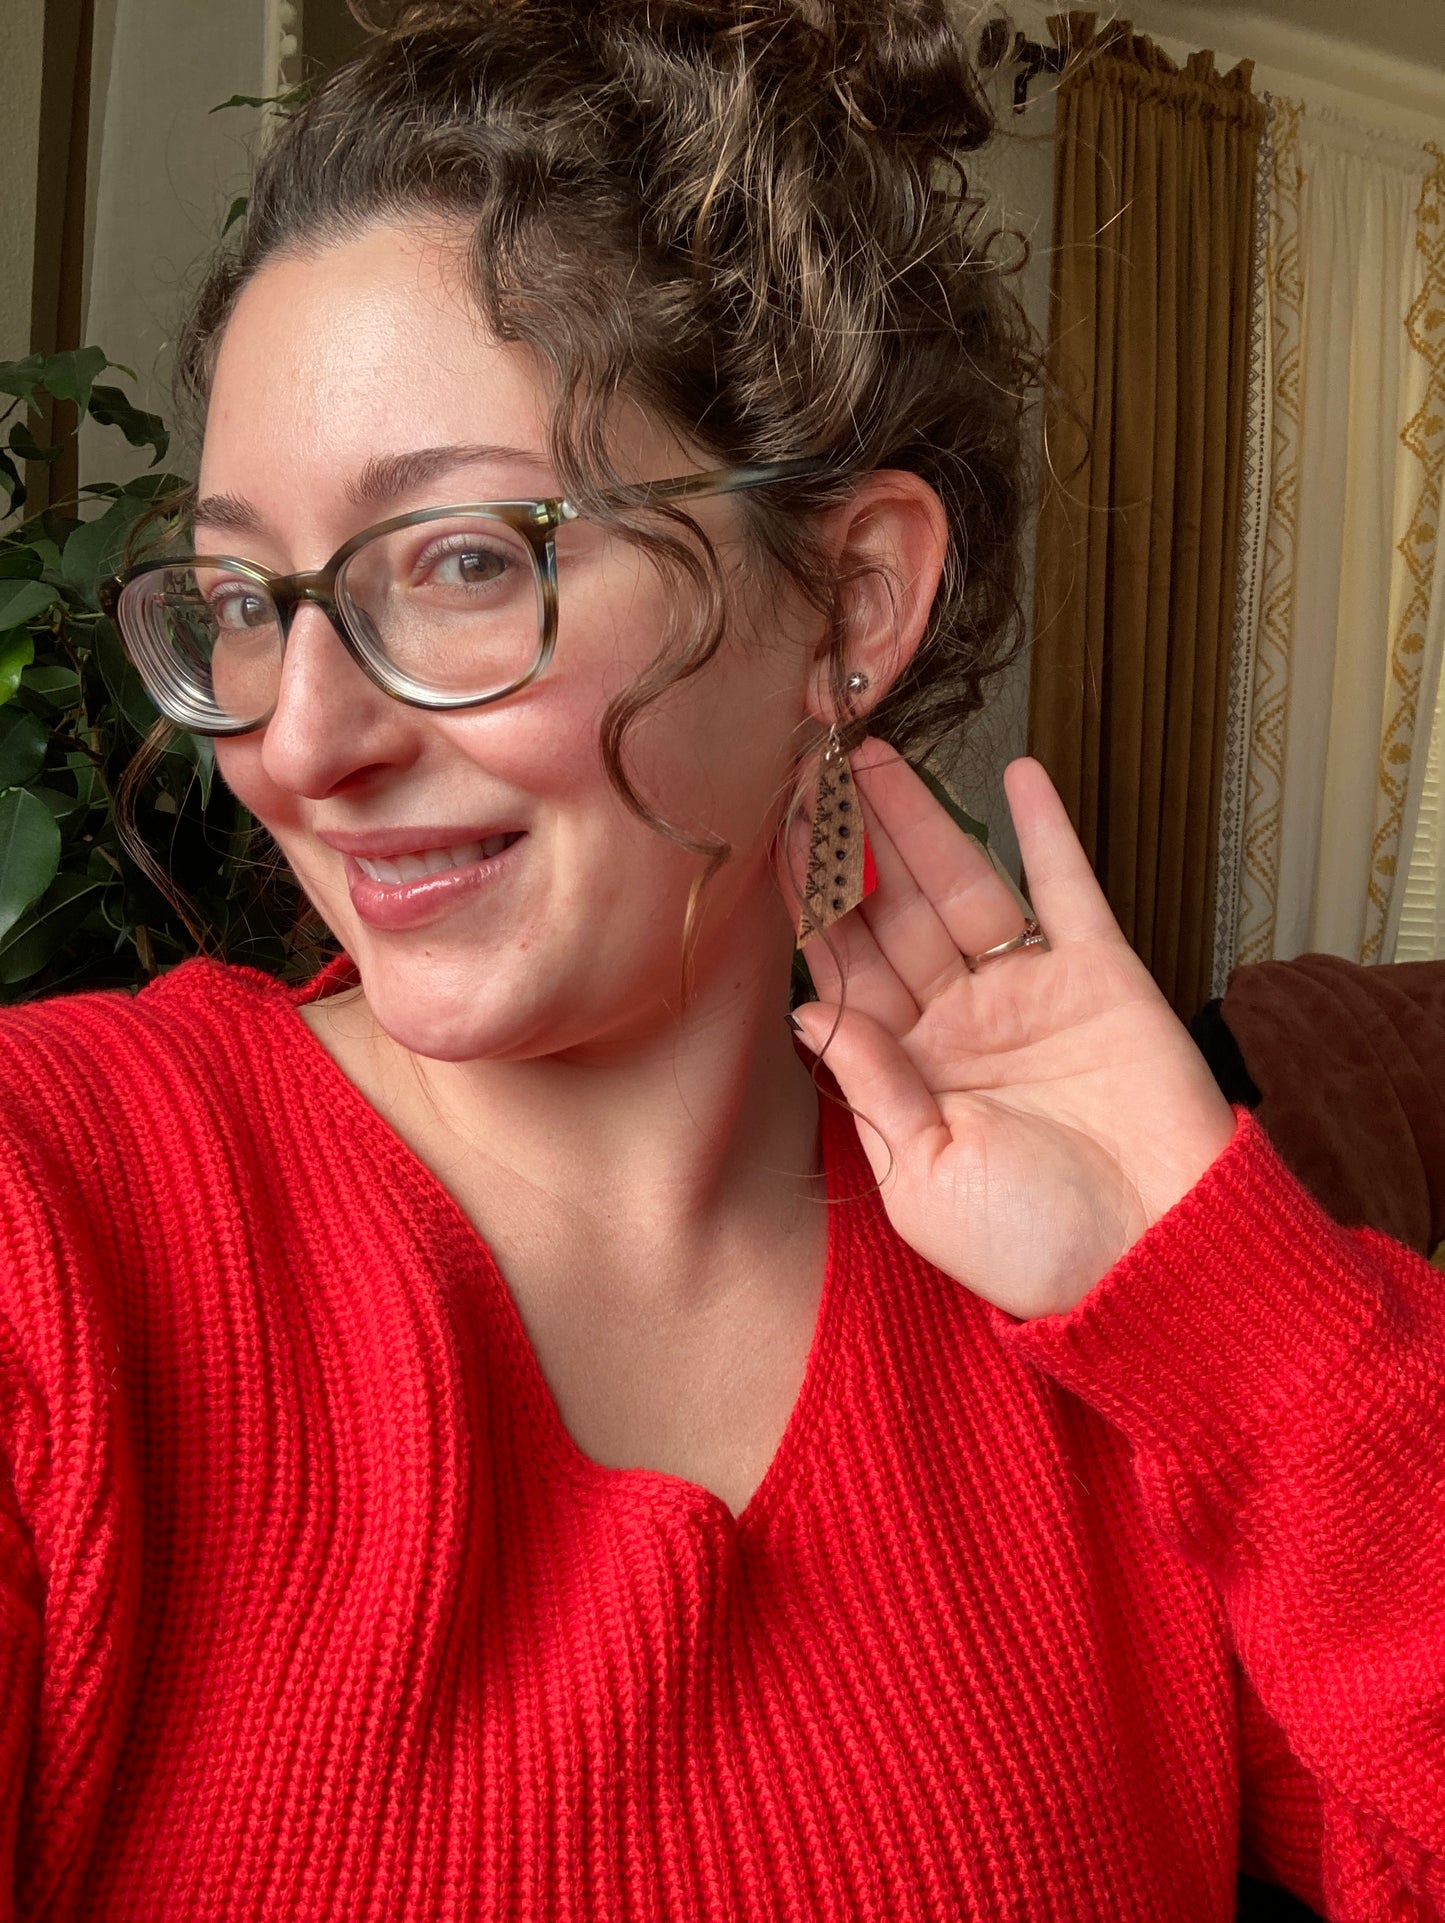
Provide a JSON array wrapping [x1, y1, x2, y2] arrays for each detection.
[[946, 63, 1059, 884], [0, 0, 46, 362], [1122, 1, 1445, 137], [970, 0, 1445, 131], [79, 0, 268, 482]]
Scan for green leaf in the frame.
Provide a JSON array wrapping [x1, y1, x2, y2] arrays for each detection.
[[0, 631, 34, 705], [0, 348, 109, 414], [29, 784, 84, 827], [61, 497, 154, 607], [179, 731, 216, 807], [0, 578, 61, 628], [8, 422, 60, 463], [21, 664, 80, 706], [0, 871, 104, 986], [87, 383, 169, 465], [95, 619, 158, 735], [209, 86, 310, 112], [0, 549, 42, 581], [0, 456, 22, 511], [0, 788, 62, 943], [222, 195, 248, 236], [0, 709, 48, 788], [0, 356, 46, 407], [64, 750, 102, 804], [33, 347, 107, 411], [84, 469, 187, 504]]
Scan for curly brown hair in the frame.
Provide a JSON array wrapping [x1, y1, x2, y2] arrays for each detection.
[[170, 0, 1037, 870]]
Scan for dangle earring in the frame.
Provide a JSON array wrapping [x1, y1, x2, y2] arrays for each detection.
[[795, 672, 878, 947]]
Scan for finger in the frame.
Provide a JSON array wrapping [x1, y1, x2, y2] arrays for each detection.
[[790, 1000, 948, 1181], [851, 741, 1036, 962], [850, 795, 972, 1009], [1002, 757, 1122, 947], [789, 815, 921, 1032]]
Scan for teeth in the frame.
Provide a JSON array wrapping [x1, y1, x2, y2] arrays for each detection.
[[355, 835, 516, 886]]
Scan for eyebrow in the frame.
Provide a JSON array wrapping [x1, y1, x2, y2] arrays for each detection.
[[191, 442, 553, 537]]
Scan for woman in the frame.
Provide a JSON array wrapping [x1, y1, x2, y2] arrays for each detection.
[[1, 2, 1440, 1917]]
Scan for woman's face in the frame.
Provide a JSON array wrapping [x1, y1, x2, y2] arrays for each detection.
[[202, 221, 819, 1062]]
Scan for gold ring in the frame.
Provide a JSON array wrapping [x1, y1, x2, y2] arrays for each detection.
[[963, 915, 1049, 972]]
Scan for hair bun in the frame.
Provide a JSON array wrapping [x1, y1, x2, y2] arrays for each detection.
[[370, 0, 989, 151], [762, 0, 988, 144], [585, 0, 987, 147]]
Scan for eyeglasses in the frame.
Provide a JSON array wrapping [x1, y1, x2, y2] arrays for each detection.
[[99, 458, 829, 737]]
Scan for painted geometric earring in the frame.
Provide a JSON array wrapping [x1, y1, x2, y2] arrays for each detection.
[[795, 725, 879, 947]]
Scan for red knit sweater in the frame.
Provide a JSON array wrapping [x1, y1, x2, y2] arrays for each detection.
[[0, 957, 1441, 1921]]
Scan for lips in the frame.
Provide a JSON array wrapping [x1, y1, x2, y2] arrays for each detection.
[[340, 830, 526, 932]]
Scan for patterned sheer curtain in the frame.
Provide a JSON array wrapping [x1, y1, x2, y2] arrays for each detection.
[[1213, 112, 1445, 988], [1399, 663, 1445, 958]]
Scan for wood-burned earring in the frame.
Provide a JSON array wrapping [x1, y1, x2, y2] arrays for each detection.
[[795, 725, 878, 946]]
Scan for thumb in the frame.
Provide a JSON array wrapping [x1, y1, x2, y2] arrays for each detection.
[[791, 1002, 947, 1180]]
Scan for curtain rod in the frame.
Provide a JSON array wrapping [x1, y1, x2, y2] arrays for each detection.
[[976, 18, 1069, 112]]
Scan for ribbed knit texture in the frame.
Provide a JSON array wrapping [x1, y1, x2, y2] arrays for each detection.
[[0, 957, 1440, 1921]]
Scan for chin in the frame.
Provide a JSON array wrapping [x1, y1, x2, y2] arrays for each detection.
[[353, 934, 684, 1067], [349, 945, 549, 1064]]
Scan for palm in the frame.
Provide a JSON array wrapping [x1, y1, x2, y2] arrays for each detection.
[[788, 745, 1237, 1321]]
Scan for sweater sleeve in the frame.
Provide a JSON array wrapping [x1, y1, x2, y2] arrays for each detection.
[[0, 1117, 140, 1920], [984, 1106, 1445, 1923], [0, 1329, 43, 1923]]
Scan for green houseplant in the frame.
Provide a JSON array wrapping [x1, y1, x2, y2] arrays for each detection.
[[0, 348, 314, 1003]]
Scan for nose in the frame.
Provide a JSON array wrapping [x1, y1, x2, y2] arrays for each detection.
[[258, 601, 421, 800]]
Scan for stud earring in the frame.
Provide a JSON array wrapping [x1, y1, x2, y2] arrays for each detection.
[[795, 675, 878, 947]]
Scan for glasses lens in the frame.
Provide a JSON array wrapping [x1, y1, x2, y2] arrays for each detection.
[[120, 564, 282, 732], [336, 514, 545, 700]]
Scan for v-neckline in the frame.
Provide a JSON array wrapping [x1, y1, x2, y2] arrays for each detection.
[[230, 955, 860, 1538]]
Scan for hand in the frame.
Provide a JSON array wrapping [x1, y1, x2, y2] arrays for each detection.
[[785, 741, 1238, 1322]]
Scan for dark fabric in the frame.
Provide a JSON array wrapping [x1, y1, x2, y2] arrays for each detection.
[[1190, 996, 1262, 1109], [1029, 13, 1265, 1022], [1218, 953, 1445, 1257], [1235, 1872, 1325, 1920]]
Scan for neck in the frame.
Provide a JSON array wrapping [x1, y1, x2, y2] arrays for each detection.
[[315, 932, 824, 1301]]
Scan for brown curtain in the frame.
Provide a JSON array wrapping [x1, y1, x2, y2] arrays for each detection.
[[1028, 13, 1264, 1022]]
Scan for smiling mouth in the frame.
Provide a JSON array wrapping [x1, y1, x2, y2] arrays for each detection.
[[353, 833, 522, 885]]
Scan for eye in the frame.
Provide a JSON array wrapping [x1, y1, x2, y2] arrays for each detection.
[[205, 580, 275, 633], [413, 533, 513, 592]]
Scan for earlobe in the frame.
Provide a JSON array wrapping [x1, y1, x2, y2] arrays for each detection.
[[804, 469, 949, 724]]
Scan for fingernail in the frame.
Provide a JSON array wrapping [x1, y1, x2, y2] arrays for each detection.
[[788, 1014, 819, 1055]]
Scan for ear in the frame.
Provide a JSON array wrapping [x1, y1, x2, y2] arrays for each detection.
[[804, 468, 949, 725]]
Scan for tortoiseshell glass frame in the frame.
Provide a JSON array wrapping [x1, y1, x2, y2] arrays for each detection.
[[99, 457, 829, 737]]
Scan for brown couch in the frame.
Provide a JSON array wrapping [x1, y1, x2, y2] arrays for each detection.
[[1190, 953, 1445, 1263]]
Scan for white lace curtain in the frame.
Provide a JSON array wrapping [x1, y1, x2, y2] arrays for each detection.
[[1212, 107, 1445, 988]]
